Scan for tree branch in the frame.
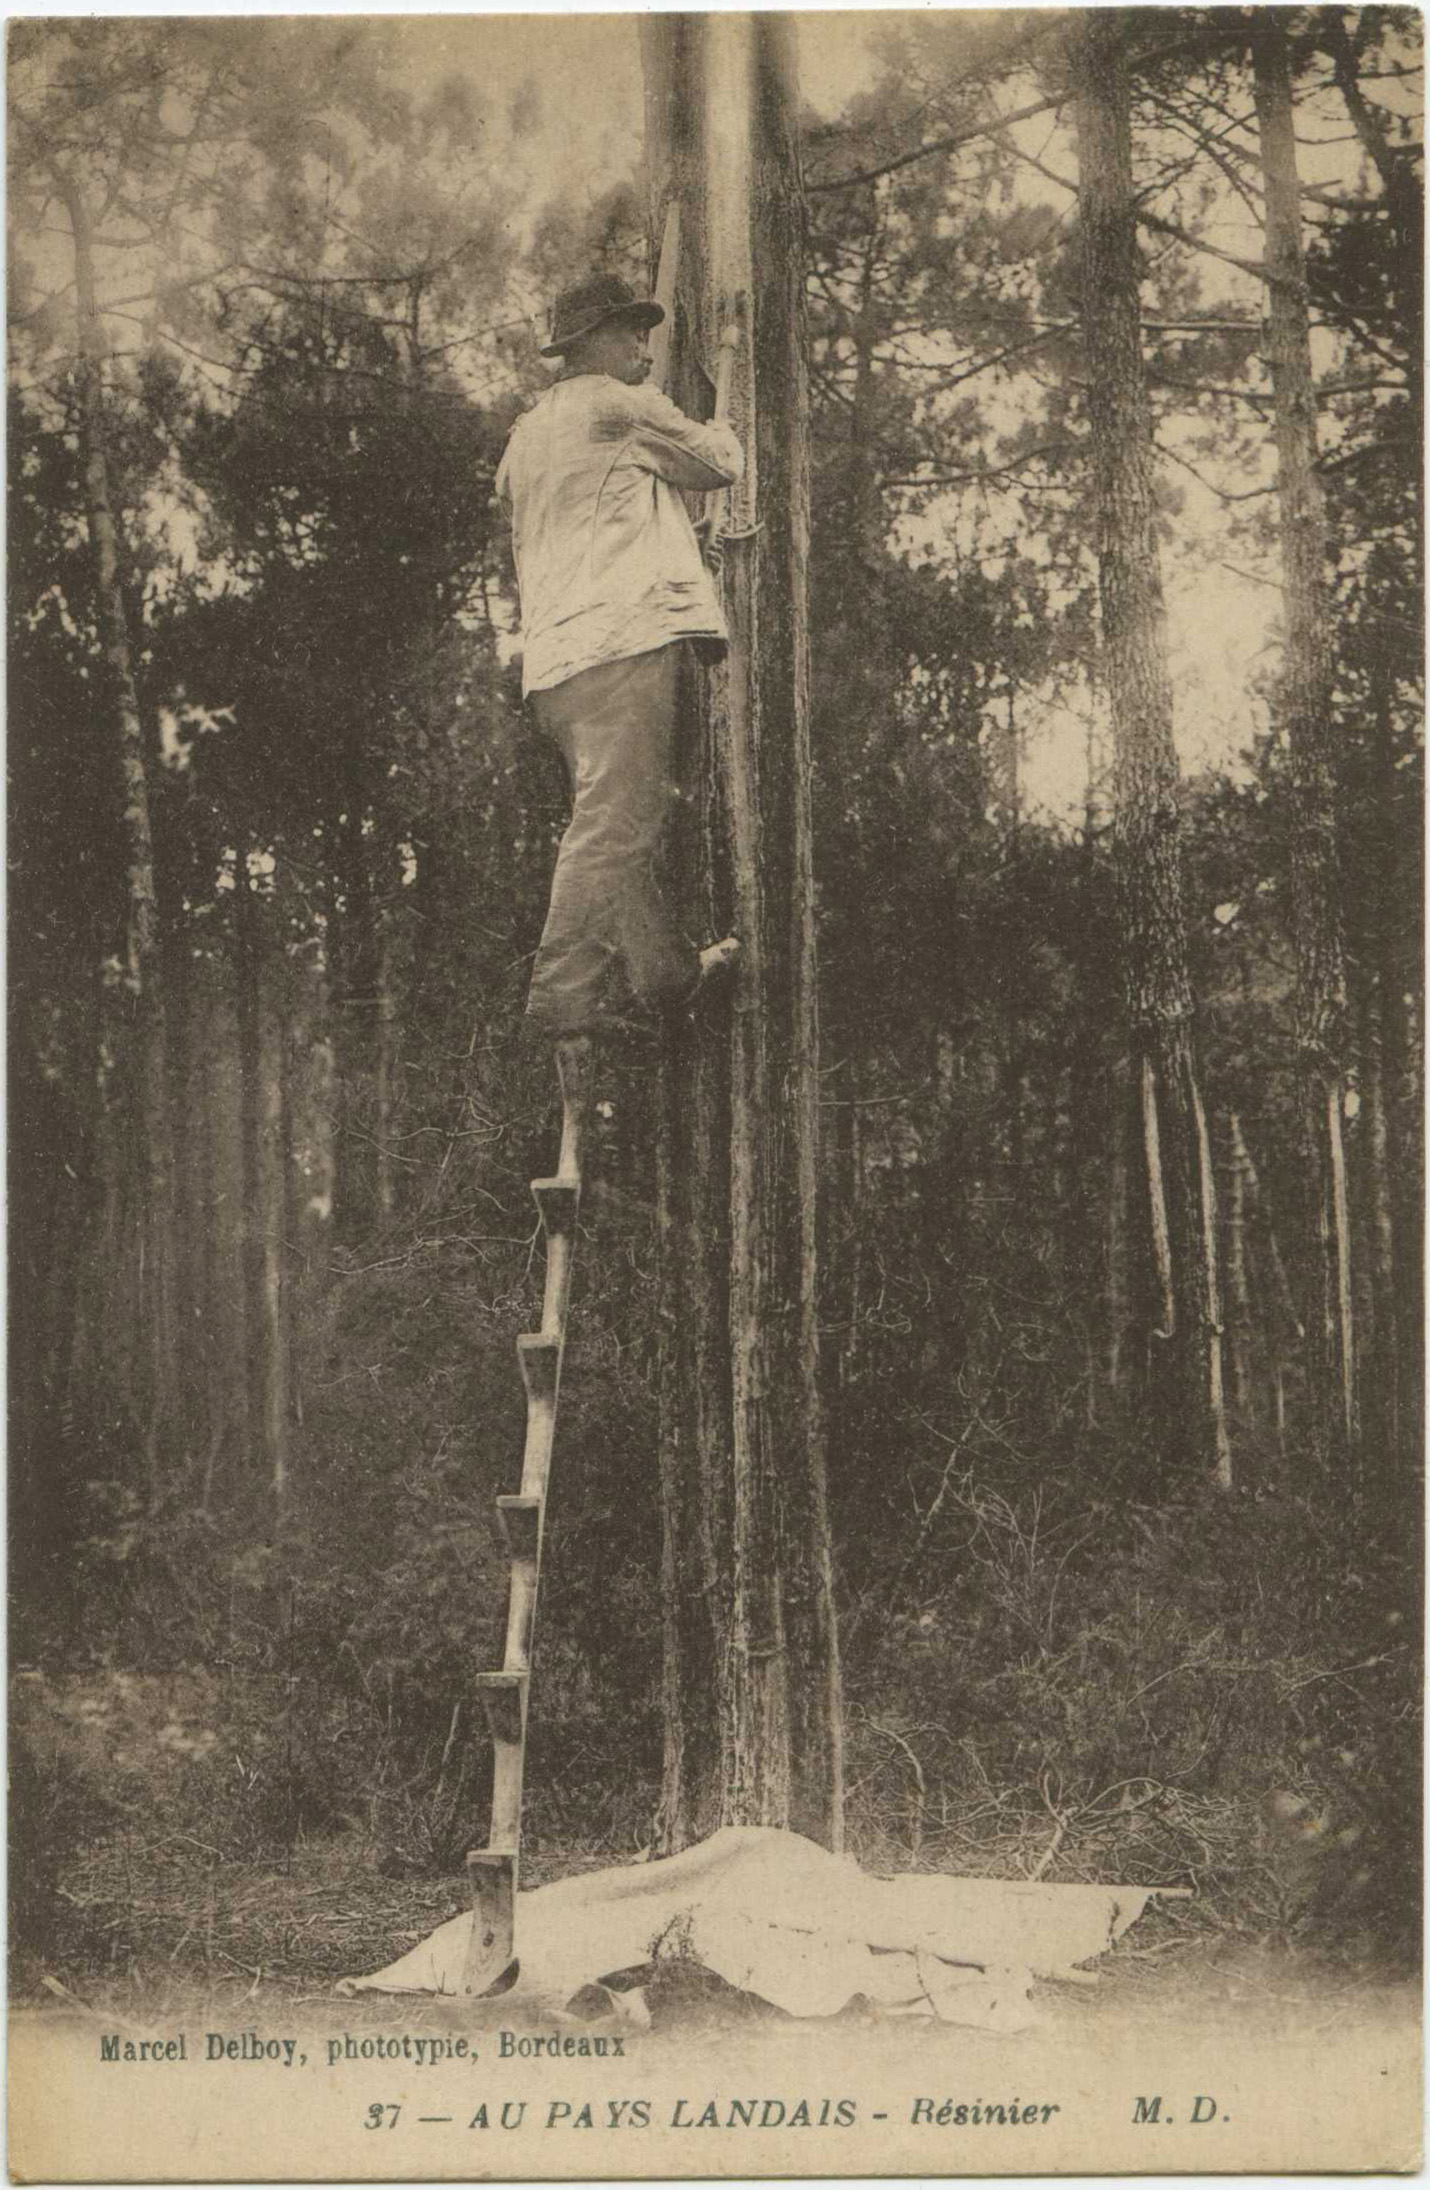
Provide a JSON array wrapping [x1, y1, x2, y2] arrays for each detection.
[[808, 85, 1070, 196], [1157, 439, 1277, 504], [883, 437, 1078, 491]]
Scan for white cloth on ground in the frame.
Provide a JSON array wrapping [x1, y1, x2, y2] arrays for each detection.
[[338, 1824, 1171, 2032]]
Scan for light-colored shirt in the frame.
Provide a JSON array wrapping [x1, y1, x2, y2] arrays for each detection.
[[496, 373, 744, 696]]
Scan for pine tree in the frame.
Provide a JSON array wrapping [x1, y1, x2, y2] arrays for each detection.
[[1073, 12, 1232, 1487], [1252, 19, 1356, 1473], [641, 11, 843, 1847]]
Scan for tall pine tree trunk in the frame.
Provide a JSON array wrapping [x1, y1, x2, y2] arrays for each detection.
[[1067, 799, 1103, 1423], [235, 870, 290, 1511], [1357, 976, 1399, 1465], [234, 863, 265, 1477], [280, 977, 305, 1436], [1073, 18, 1231, 1488], [329, 785, 376, 1239], [1253, 23, 1357, 1474], [259, 946, 290, 1518], [1225, 1112, 1256, 1433], [643, 10, 842, 1850], [374, 918, 397, 1226], [1231, 1113, 1304, 1459], [174, 958, 215, 1494], [54, 160, 179, 1501], [1105, 1054, 1131, 1397], [195, 976, 229, 1509], [1359, 665, 1421, 1469]]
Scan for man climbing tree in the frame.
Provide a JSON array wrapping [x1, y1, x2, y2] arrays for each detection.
[[463, 261, 750, 1986], [498, 270, 742, 1040]]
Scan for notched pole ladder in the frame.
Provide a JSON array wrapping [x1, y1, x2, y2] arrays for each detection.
[[460, 205, 689, 1997], [462, 1034, 594, 1994]]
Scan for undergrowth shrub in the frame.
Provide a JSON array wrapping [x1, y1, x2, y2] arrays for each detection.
[[15, 1158, 1419, 1980], [842, 1464, 1419, 1961], [8, 1678, 118, 1968]]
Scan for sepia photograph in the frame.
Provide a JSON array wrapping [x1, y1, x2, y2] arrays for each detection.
[[7, 4, 1424, 2178]]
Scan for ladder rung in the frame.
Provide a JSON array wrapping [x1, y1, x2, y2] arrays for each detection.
[[531, 1177, 580, 1235], [462, 1850, 517, 1996], [496, 1493, 541, 1562], [467, 1845, 518, 1873], [476, 1671, 527, 1746], [517, 1333, 560, 1401], [478, 1041, 589, 1946]]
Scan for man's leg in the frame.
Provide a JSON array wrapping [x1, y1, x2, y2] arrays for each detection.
[[613, 650, 740, 1008], [526, 647, 697, 1037], [607, 644, 699, 1014]]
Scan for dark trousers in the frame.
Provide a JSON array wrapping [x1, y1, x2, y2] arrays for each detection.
[[525, 644, 697, 1037]]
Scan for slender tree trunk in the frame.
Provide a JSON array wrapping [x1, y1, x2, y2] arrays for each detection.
[[9, 1029, 95, 1571], [841, 1083, 865, 1393], [54, 161, 179, 1500], [1072, 1069, 1101, 1428], [1231, 1113, 1304, 1459], [169, 932, 195, 1386], [1367, 671, 1422, 1465], [219, 942, 254, 1500], [819, 1061, 863, 1398], [235, 869, 291, 1511], [1074, 19, 1231, 1488], [81, 1019, 128, 1405], [1358, 974, 1399, 1466], [280, 975, 305, 1435], [175, 959, 216, 1494], [1067, 799, 1102, 1419], [196, 977, 228, 1510], [818, 189, 896, 767], [330, 789, 376, 1238], [830, 209, 892, 1404], [305, 923, 337, 1250], [1254, 24, 1357, 1474], [1105, 1055, 1130, 1396], [374, 917, 397, 1225], [234, 863, 265, 1477], [643, 9, 842, 1849], [1225, 1113, 1256, 1431], [259, 938, 290, 1518], [996, 687, 1026, 1200], [928, 1025, 968, 1375]]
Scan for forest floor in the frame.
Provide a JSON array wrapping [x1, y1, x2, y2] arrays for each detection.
[[14, 1824, 1416, 2034], [12, 1829, 1420, 2178]]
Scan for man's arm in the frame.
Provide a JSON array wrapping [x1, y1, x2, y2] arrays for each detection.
[[627, 384, 743, 492]]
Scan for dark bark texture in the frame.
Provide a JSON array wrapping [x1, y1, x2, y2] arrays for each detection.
[[1254, 23, 1357, 1475], [57, 161, 180, 1497], [642, 10, 843, 1851], [1074, 17, 1231, 1487]]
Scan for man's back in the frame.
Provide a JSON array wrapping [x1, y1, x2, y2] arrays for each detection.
[[498, 371, 742, 696]]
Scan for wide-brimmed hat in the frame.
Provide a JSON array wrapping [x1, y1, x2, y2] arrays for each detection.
[[540, 272, 664, 359]]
